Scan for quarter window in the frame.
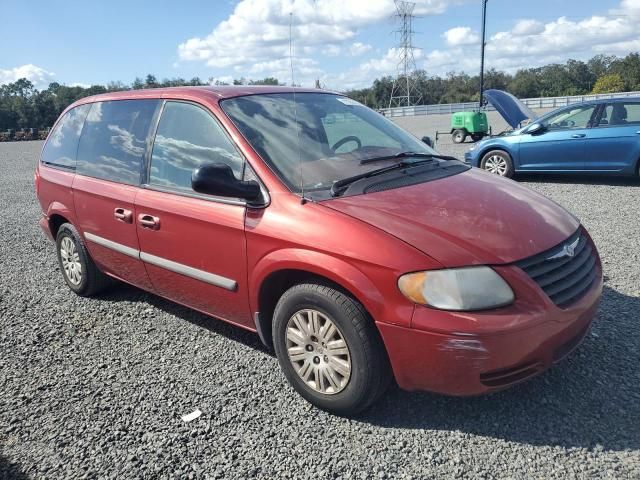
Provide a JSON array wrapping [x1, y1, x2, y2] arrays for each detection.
[[76, 100, 159, 185], [41, 104, 91, 169], [544, 105, 596, 130], [149, 102, 244, 192]]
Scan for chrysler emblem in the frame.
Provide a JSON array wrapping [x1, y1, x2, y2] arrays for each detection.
[[547, 237, 580, 261]]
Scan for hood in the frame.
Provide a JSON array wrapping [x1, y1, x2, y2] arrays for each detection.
[[324, 169, 579, 267], [484, 89, 538, 129]]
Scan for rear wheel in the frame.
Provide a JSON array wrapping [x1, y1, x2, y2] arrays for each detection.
[[56, 223, 113, 296], [480, 150, 514, 178], [272, 282, 391, 416], [452, 129, 467, 144]]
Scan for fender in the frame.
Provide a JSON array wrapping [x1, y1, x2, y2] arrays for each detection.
[[249, 248, 415, 329]]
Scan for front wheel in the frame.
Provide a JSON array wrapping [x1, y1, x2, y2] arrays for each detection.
[[471, 133, 484, 142], [272, 283, 391, 416], [452, 129, 467, 144], [480, 150, 515, 178]]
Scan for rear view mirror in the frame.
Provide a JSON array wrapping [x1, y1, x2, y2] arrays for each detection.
[[192, 163, 262, 203], [527, 123, 545, 135], [421, 136, 433, 147]]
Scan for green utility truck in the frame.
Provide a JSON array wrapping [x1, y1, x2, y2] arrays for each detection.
[[450, 111, 489, 143]]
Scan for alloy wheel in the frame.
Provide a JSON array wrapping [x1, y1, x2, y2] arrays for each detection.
[[60, 236, 82, 285], [285, 309, 351, 395], [484, 154, 508, 176]]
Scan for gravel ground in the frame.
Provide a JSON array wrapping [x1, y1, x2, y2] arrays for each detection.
[[1, 140, 639, 479]]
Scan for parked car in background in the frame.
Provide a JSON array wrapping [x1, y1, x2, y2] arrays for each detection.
[[36, 86, 602, 415], [466, 92, 640, 178]]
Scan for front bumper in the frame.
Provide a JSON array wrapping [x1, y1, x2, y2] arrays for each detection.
[[464, 150, 476, 166], [378, 261, 603, 396]]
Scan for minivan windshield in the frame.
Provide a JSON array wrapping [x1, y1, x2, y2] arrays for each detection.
[[221, 93, 437, 196]]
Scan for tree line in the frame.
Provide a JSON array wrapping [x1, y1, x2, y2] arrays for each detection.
[[0, 75, 280, 131], [347, 53, 640, 108], [1, 53, 639, 131]]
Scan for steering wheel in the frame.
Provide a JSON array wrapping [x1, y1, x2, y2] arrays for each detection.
[[331, 135, 362, 153]]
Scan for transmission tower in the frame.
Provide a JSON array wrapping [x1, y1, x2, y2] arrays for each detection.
[[389, 0, 422, 108]]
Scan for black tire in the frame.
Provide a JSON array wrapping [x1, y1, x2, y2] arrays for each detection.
[[55, 223, 113, 296], [471, 133, 484, 142], [452, 129, 467, 144], [480, 149, 515, 178], [272, 282, 392, 416]]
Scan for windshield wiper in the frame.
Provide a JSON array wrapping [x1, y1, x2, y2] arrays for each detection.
[[359, 151, 458, 165], [330, 159, 435, 197]]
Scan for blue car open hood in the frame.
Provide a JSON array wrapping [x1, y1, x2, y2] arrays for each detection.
[[484, 89, 538, 129]]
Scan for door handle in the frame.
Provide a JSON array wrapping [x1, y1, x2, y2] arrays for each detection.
[[114, 207, 133, 223], [138, 214, 160, 230], [636, 131, 640, 135], [571, 133, 586, 138]]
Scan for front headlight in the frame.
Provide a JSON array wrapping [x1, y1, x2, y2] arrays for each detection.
[[398, 266, 514, 311]]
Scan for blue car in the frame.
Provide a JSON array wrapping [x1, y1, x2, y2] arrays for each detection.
[[465, 90, 640, 178]]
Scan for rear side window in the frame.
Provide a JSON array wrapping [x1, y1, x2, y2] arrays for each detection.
[[599, 102, 640, 126], [41, 104, 91, 169], [76, 100, 159, 185], [148, 101, 244, 191]]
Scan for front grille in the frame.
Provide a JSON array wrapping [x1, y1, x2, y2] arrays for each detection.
[[516, 229, 598, 308]]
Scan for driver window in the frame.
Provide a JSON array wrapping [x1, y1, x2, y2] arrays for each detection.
[[149, 102, 244, 191], [544, 105, 596, 131], [322, 112, 401, 153]]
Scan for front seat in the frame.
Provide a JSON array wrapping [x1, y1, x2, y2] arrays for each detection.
[[609, 104, 628, 125]]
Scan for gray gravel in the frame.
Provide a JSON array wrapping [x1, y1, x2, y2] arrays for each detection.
[[1, 140, 639, 479]]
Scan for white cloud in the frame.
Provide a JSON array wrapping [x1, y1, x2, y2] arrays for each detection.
[[322, 47, 424, 90], [349, 42, 372, 56], [177, 0, 464, 84], [612, 0, 640, 18], [424, 0, 640, 75], [443, 26, 479, 47], [511, 19, 544, 36], [323, 45, 342, 57], [0, 64, 56, 89]]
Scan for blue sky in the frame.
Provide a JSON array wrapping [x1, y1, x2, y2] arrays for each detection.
[[1, 0, 638, 90]]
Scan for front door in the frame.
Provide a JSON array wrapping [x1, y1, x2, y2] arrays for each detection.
[[135, 100, 252, 327], [518, 104, 597, 172], [73, 99, 160, 291]]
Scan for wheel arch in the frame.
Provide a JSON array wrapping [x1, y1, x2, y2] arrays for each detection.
[[251, 250, 390, 349], [46, 201, 77, 238], [478, 145, 514, 168]]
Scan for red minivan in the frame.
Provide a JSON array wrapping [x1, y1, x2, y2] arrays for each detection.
[[35, 86, 602, 415]]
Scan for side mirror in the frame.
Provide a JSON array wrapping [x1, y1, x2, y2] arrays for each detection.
[[526, 123, 545, 135], [421, 136, 433, 147], [192, 163, 262, 203]]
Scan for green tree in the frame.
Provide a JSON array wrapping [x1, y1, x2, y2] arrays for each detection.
[[591, 73, 625, 94]]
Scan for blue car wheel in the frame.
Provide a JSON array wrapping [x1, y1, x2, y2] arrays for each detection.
[[481, 150, 515, 178]]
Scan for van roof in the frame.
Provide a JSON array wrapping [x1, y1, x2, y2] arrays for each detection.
[[75, 85, 340, 105]]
